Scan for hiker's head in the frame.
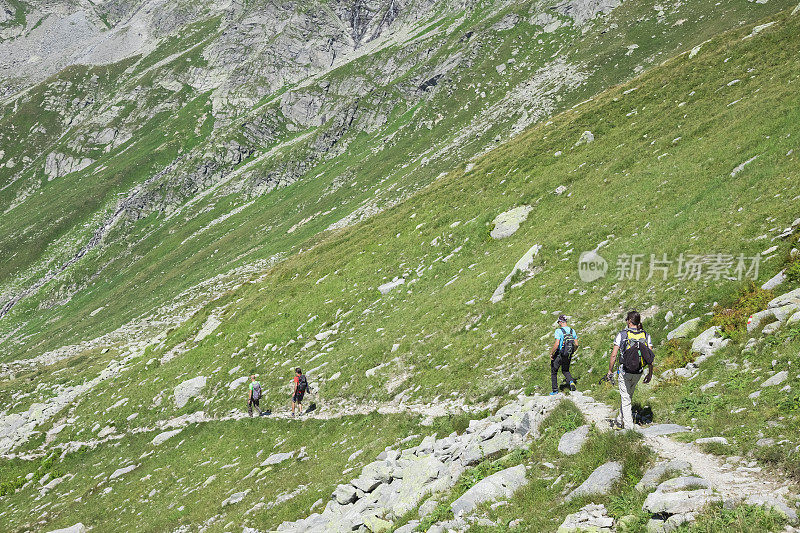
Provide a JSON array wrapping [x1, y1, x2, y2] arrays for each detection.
[[250, 375, 255, 381], [626, 310, 642, 328], [295, 367, 302, 375], [557, 314, 568, 326]]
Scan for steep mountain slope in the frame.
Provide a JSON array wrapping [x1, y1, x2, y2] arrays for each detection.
[[0, 0, 794, 366], [1, 3, 799, 532]]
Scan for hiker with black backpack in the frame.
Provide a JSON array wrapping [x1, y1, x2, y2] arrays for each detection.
[[549, 315, 579, 395], [605, 310, 655, 430], [248, 375, 263, 417], [291, 367, 309, 417]]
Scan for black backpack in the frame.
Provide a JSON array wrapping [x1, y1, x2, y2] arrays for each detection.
[[297, 374, 308, 393], [619, 329, 655, 374], [558, 327, 576, 358], [252, 382, 262, 401]]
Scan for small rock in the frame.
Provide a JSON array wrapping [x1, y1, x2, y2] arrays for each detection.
[[695, 437, 728, 445], [222, 489, 250, 506], [566, 461, 623, 501], [643, 489, 721, 515], [152, 429, 182, 446], [667, 317, 701, 340], [762, 371, 788, 387], [558, 425, 590, 456], [575, 130, 594, 146], [451, 464, 528, 516]]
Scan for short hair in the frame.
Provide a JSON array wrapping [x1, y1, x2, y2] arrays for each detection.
[[626, 310, 642, 327], [295, 367, 302, 374]]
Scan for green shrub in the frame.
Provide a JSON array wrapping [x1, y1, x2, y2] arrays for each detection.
[[710, 283, 774, 339], [785, 256, 800, 283], [661, 339, 695, 370]]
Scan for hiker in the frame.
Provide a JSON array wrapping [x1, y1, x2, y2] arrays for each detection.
[[605, 310, 655, 429], [549, 314, 579, 395], [291, 367, 309, 417], [248, 375, 263, 417]]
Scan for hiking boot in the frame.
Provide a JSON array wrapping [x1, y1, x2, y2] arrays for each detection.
[[569, 381, 577, 391]]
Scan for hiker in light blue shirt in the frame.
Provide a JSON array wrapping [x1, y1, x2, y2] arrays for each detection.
[[549, 315, 578, 395]]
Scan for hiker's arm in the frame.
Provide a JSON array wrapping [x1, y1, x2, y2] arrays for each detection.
[[549, 340, 559, 359], [607, 345, 619, 376], [643, 363, 654, 384]]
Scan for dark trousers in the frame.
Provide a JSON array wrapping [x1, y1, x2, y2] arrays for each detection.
[[248, 397, 262, 416], [551, 355, 574, 392]]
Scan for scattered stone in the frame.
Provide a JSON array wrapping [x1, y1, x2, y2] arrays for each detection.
[[261, 451, 294, 466], [655, 476, 710, 492], [643, 489, 721, 515], [173, 376, 207, 408], [745, 494, 798, 522], [566, 461, 623, 501], [637, 460, 692, 491], [747, 309, 775, 333], [46, 524, 87, 533], [762, 371, 788, 387], [558, 425, 590, 456], [691, 326, 730, 363], [378, 277, 405, 295], [490, 205, 533, 239], [575, 130, 594, 146], [558, 503, 614, 532], [109, 464, 138, 480], [222, 489, 250, 506], [490, 244, 541, 303], [755, 438, 775, 447], [695, 437, 728, 446], [762, 270, 786, 290], [451, 464, 528, 516], [667, 317, 701, 340], [152, 429, 182, 446], [333, 483, 358, 505], [762, 321, 781, 335]]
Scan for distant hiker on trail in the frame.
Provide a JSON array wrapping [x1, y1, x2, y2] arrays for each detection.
[[549, 314, 578, 395], [291, 367, 309, 417], [248, 375, 263, 417], [606, 310, 655, 430]]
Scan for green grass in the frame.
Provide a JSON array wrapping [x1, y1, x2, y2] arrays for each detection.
[[1, 2, 800, 531]]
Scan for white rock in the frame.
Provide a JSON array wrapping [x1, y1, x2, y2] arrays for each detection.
[[490, 205, 533, 239], [762, 371, 788, 388], [152, 429, 182, 446], [173, 376, 207, 408], [109, 463, 138, 480]]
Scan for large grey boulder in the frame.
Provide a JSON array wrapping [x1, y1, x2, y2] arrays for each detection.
[[173, 376, 207, 408], [643, 489, 721, 515], [451, 464, 528, 516], [768, 288, 800, 309], [558, 425, 590, 456], [332, 483, 358, 505], [667, 317, 701, 340], [747, 309, 775, 333], [691, 326, 729, 363], [566, 461, 623, 501], [772, 303, 799, 323]]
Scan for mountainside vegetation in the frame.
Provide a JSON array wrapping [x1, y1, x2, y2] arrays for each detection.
[[0, 0, 799, 532]]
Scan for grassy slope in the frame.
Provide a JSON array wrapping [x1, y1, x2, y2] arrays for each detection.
[[1, 0, 793, 363], [1, 4, 800, 533]]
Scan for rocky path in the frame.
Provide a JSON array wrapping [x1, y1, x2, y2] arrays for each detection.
[[567, 391, 799, 529]]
